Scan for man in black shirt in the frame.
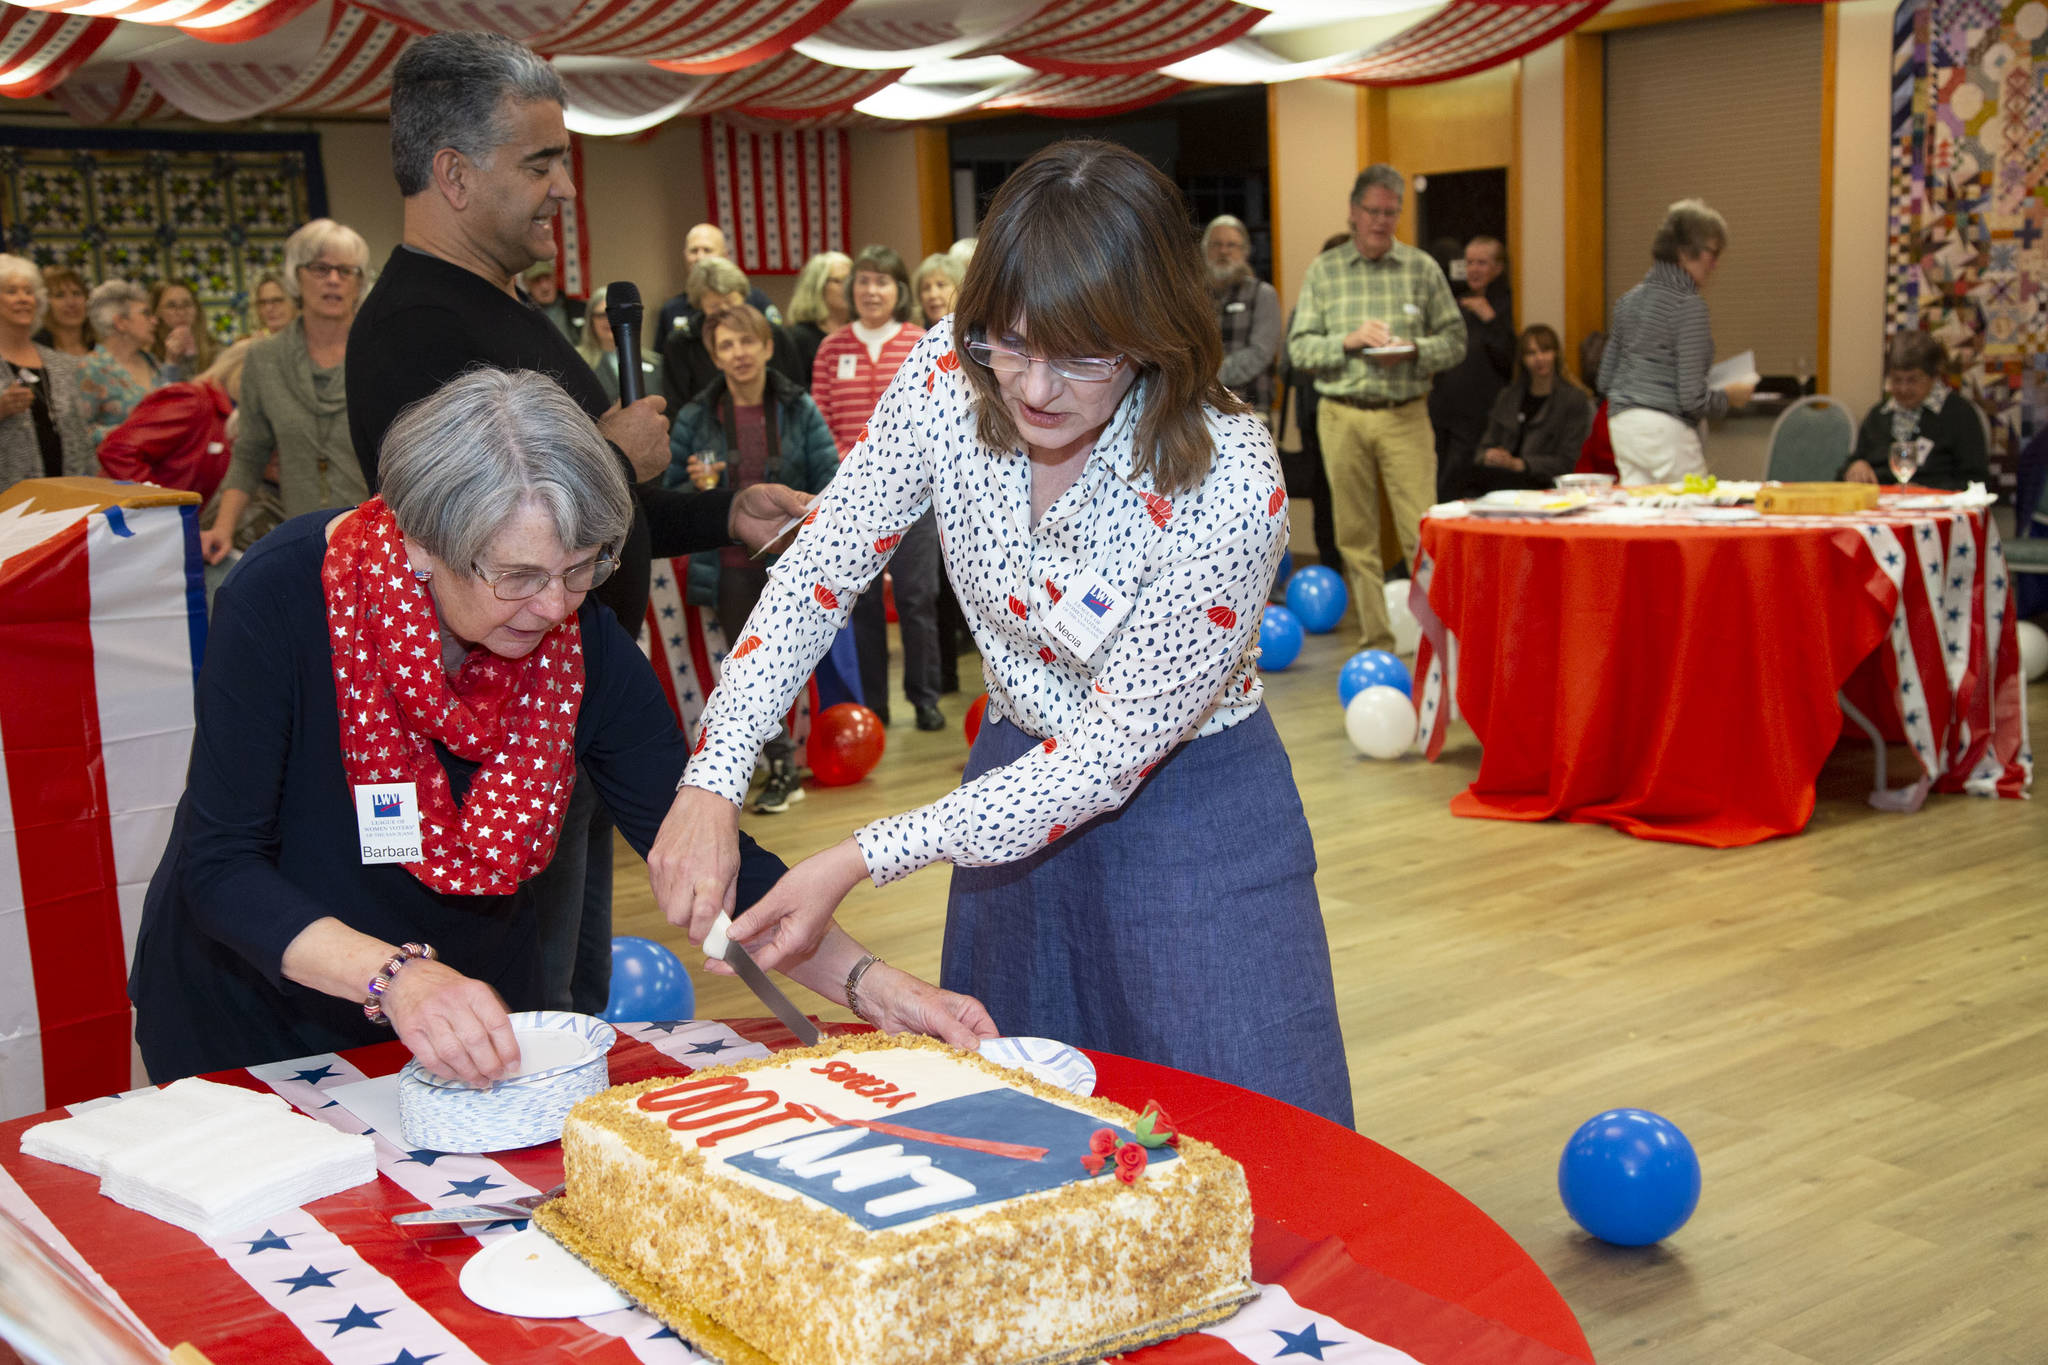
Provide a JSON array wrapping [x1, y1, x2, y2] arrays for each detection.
[[1430, 235, 1516, 503]]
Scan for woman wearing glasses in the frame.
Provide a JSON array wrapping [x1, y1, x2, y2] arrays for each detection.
[[130, 369, 995, 1082], [201, 220, 374, 563], [653, 140, 1352, 1126]]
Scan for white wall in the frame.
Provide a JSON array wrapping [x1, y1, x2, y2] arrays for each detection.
[[1828, 0, 1895, 416]]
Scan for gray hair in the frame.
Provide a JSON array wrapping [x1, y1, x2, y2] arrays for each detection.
[[912, 251, 963, 292], [948, 237, 977, 265], [281, 218, 372, 300], [1349, 164, 1405, 205], [379, 368, 630, 577], [684, 256, 748, 304], [786, 250, 851, 327], [87, 279, 147, 337], [1201, 215, 1249, 252], [1885, 330, 1946, 378], [0, 254, 47, 328], [576, 282, 610, 368], [389, 32, 567, 198], [1651, 198, 1727, 264]]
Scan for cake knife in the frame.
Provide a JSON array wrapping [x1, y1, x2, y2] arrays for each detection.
[[705, 913, 822, 1045]]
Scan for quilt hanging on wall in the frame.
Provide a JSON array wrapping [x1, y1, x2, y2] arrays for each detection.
[[1888, 0, 2048, 493], [0, 129, 327, 348]]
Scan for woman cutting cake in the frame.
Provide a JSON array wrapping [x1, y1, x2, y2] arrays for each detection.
[[652, 140, 1352, 1127], [128, 370, 994, 1087]]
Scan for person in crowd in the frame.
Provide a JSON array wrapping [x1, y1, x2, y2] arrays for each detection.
[[521, 258, 584, 340], [98, 339, 252, 510], [664, 303, 840, 814], [1602, 198, 1754, 484], [346, 31, 810, 1019], [576, 282, 657, 407], [0, 255, 92, 491], [250, 271, 296, 338], [128, 369, 993, 1082], [1468, 323, 1595, 492], [151, 278, 219, 377], [660, 256, 805, 413], [79, 280, 170, 448], [949, 237, 977, 267], [1203, 214, 1281, 416], [911, 251, 971, 693], [651, 140, 1353, 1127], [784, 250, 852, 389], [1574, 330, 1619, 478], [1287, 164, 1465, 653], [655, 222, 782, 339], [813, 244, 940, 730], [1277, 229, 1356, 585], [913, 252, 964, 329], [32, 265, 95, 357], [1431, 235, 1516, 502], [200, 219, 372, 565], [1841, 332, 1988, 491]]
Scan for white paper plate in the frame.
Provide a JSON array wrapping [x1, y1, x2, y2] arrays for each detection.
[[459, 1228, 631, 1318], [977, 1037, 1096, 1096]]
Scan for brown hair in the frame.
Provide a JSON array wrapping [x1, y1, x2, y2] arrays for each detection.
[[148, 278, 220, 370], [1885, 330, 1945, 378], [850, 244, 912, 323], [704, 302, 772, 352], [1514, 323, 1582, 390], [39, 264, 96, 348], [951, 139, 1244, 494]]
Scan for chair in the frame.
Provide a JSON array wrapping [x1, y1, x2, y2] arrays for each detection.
[[1764, 395, 1856, 482]]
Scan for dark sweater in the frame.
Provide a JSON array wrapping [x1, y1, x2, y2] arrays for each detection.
[[347, 245, 736, 632], [660, 318, 809, 418], [1480, 377, 1596, 483], [1427, 282, 1515, 442], [1843, 392, 1989, 491], [127, 512, 785, 1080]]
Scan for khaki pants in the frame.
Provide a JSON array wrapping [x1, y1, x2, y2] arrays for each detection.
[[1318, 396, 1436, 652]]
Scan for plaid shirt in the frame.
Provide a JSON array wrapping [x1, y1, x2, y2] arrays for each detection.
[[1286, 239, 1464, 403]]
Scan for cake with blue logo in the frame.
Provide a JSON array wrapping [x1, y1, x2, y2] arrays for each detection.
[[538, 1033, 1255, 1365]]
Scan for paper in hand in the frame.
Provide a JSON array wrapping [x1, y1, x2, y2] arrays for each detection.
[[1706, 350, 1759, 390]]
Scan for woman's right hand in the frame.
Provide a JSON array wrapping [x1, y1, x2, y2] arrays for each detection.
[[380, 959, 520, 1087], [0, 383, 31, 419], [165, 325, 196, 361], [649, 784, 744, 945], [198, 525, 234, 564], [1843, 459, 1879, 485]]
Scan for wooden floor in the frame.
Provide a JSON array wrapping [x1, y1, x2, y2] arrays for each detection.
[[610, 627, 2048, 1365]]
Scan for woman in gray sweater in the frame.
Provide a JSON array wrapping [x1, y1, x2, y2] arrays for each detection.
[[200, 219, 371, 563]]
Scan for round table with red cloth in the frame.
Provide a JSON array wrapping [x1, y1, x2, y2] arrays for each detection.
[[0, 1020, 1592, 1365], [1409, 498, 2030, 846]]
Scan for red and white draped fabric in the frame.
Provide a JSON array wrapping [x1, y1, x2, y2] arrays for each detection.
[[982, 0, 1265, 76], [702, 117, 849, 276], [985, 70, 1189, 117], [0, 6, 113, 99], [49, 67, 168, 123], [1324, 0, 1613, 86], [132, 1, 407, 121], [357, 0, 854, 69], [0, 0, 315, 45], [642, 558, 814, 754], [0, 481, 204, 1122]]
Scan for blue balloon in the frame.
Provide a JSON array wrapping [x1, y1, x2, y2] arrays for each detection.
[[1259, 605, 1304, 669], [1558, 1109, 1701, 1246], [603, 935, 694, 1023], [1339, 649, 1410, 706], [1285, 565, 1348, 634]]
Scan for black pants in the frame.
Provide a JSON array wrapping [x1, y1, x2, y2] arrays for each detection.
[[1295, 387, 1343, 577]]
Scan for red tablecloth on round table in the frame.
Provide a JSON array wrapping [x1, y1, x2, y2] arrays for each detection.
[[1410, 502, 2030, 846], [0, 1020, 1593, 1365]]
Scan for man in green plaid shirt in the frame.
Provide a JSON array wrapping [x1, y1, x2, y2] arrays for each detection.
[[1287, 164, 1464, 652]]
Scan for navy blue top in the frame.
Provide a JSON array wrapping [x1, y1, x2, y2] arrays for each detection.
[[129, 511, 784, 1080]]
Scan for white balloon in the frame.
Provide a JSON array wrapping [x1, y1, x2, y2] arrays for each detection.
[[2019, 620, 2048, 683], [1383, 580, 1421, 655], [1345, 685, 1416, 760]]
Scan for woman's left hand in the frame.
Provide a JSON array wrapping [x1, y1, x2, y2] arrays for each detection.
[[720, 836, 870, 974], [855, 962, 1000, 1049]]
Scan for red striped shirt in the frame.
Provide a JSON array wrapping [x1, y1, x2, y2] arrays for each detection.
[[812, 323, 924, 455]]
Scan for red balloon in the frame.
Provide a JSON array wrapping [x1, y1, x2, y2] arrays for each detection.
[[964, 693, 989, 746], [808, 703, 885, 786]]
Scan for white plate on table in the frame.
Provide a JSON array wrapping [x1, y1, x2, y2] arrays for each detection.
[[1361, 344, 1416, 356], [460, 1228, 631, 1318], [1462, 491, 1592, 518]]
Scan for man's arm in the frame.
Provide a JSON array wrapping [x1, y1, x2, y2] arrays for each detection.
[[1287, 260, 1350, 374]]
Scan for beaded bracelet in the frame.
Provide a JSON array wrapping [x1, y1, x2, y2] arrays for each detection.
[[844, 953, 883, 1024], [364, 941, 436, 1025]]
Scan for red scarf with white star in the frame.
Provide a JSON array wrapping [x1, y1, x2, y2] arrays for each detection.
[[323, 498, 583, 896]]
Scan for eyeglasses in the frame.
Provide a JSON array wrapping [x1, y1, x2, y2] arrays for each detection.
[[298, 262, 364, 280], [471, 553, 618, 601], [966, 341, 1124, 384]]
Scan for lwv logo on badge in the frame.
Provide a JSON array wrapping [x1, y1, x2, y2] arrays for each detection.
[[353, 781, 422, 865]]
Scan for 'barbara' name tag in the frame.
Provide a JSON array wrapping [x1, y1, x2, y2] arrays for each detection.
[[1043, 569, 1131, 663], [354, 781, 422, 865]]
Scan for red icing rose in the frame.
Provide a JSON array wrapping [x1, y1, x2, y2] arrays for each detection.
[[1116, 1143, 1147, 1182], [1008, 595, 1028, 618], [1081, 1153, 1106, 1176], [1044, 578, 1062, 603], [731, 635, 762, 659], [1090, 1128, 1118, 1156], [815, 583, 839, 609], [1208, 605, 1237, 629], [875, 533, 902, 553]]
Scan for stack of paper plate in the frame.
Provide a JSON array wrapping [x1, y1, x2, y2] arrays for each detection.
[[397, 1011, 616, 1153]]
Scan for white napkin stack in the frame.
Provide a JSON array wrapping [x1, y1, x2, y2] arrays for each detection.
[[21, 1077, 376, 1239]]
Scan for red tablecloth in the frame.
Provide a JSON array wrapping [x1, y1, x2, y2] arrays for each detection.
[[0, 1021, 1592, 1365], [1411, 501, 2031, 846]]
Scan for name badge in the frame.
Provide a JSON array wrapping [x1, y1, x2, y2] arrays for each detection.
[[1043, 569, 1131, 663], [1225, 301, 1247, 313], [354, 781, 422, 865], [836, 353, 859, 381]]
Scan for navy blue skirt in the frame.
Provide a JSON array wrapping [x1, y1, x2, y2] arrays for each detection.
[[943, 709, 1354, 1128]]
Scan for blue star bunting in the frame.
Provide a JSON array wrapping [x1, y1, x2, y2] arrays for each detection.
[[648, 1326, 681, 1341], [377, 1352, 441, 1365], [1901, 678, 1915, 694], [398, 1149, 447, 1166], [277, 1265, 346, 1295], [482, 1218, 530, 1232], [1884, 550, 1901, 567], [1948, 607, 1963, 622], [1273, 1322, 1344, 1359], [640, 1020, 689, 1034], [242, 1229, 294, 1254], [661, 604, 677, 618], [688, 1039, 735, 1055], [1906, 710, 1921, 725], [1946, 639, 1962, 656], [442, 1175, 503, 1200], [1993, 575, 2006, 592], [1952, 575, 1967, 590], [319, 1305, 392, 1336], [290, 1064, 338, 1086], [668, 634, 684, 649], [654, 573, 669, 589]]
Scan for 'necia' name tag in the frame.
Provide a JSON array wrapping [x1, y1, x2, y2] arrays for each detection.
[[1043, 569, 1132, 663]]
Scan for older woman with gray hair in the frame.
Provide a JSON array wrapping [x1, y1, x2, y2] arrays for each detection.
[[1602, 197, 1755, 484], [129, 368, 991, 1082], [0, 254, 91, 491], [79, 279, 170, 447], [199, 218, 372, 564]]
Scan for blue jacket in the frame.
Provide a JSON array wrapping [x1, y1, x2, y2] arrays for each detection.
[[662, 368, 840, 604]]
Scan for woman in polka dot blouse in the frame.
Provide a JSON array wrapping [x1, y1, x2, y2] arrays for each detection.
[[650, 140, 1351, 1127]]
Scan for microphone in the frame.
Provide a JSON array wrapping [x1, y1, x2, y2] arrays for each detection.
[[606, 280, 645, 406]]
